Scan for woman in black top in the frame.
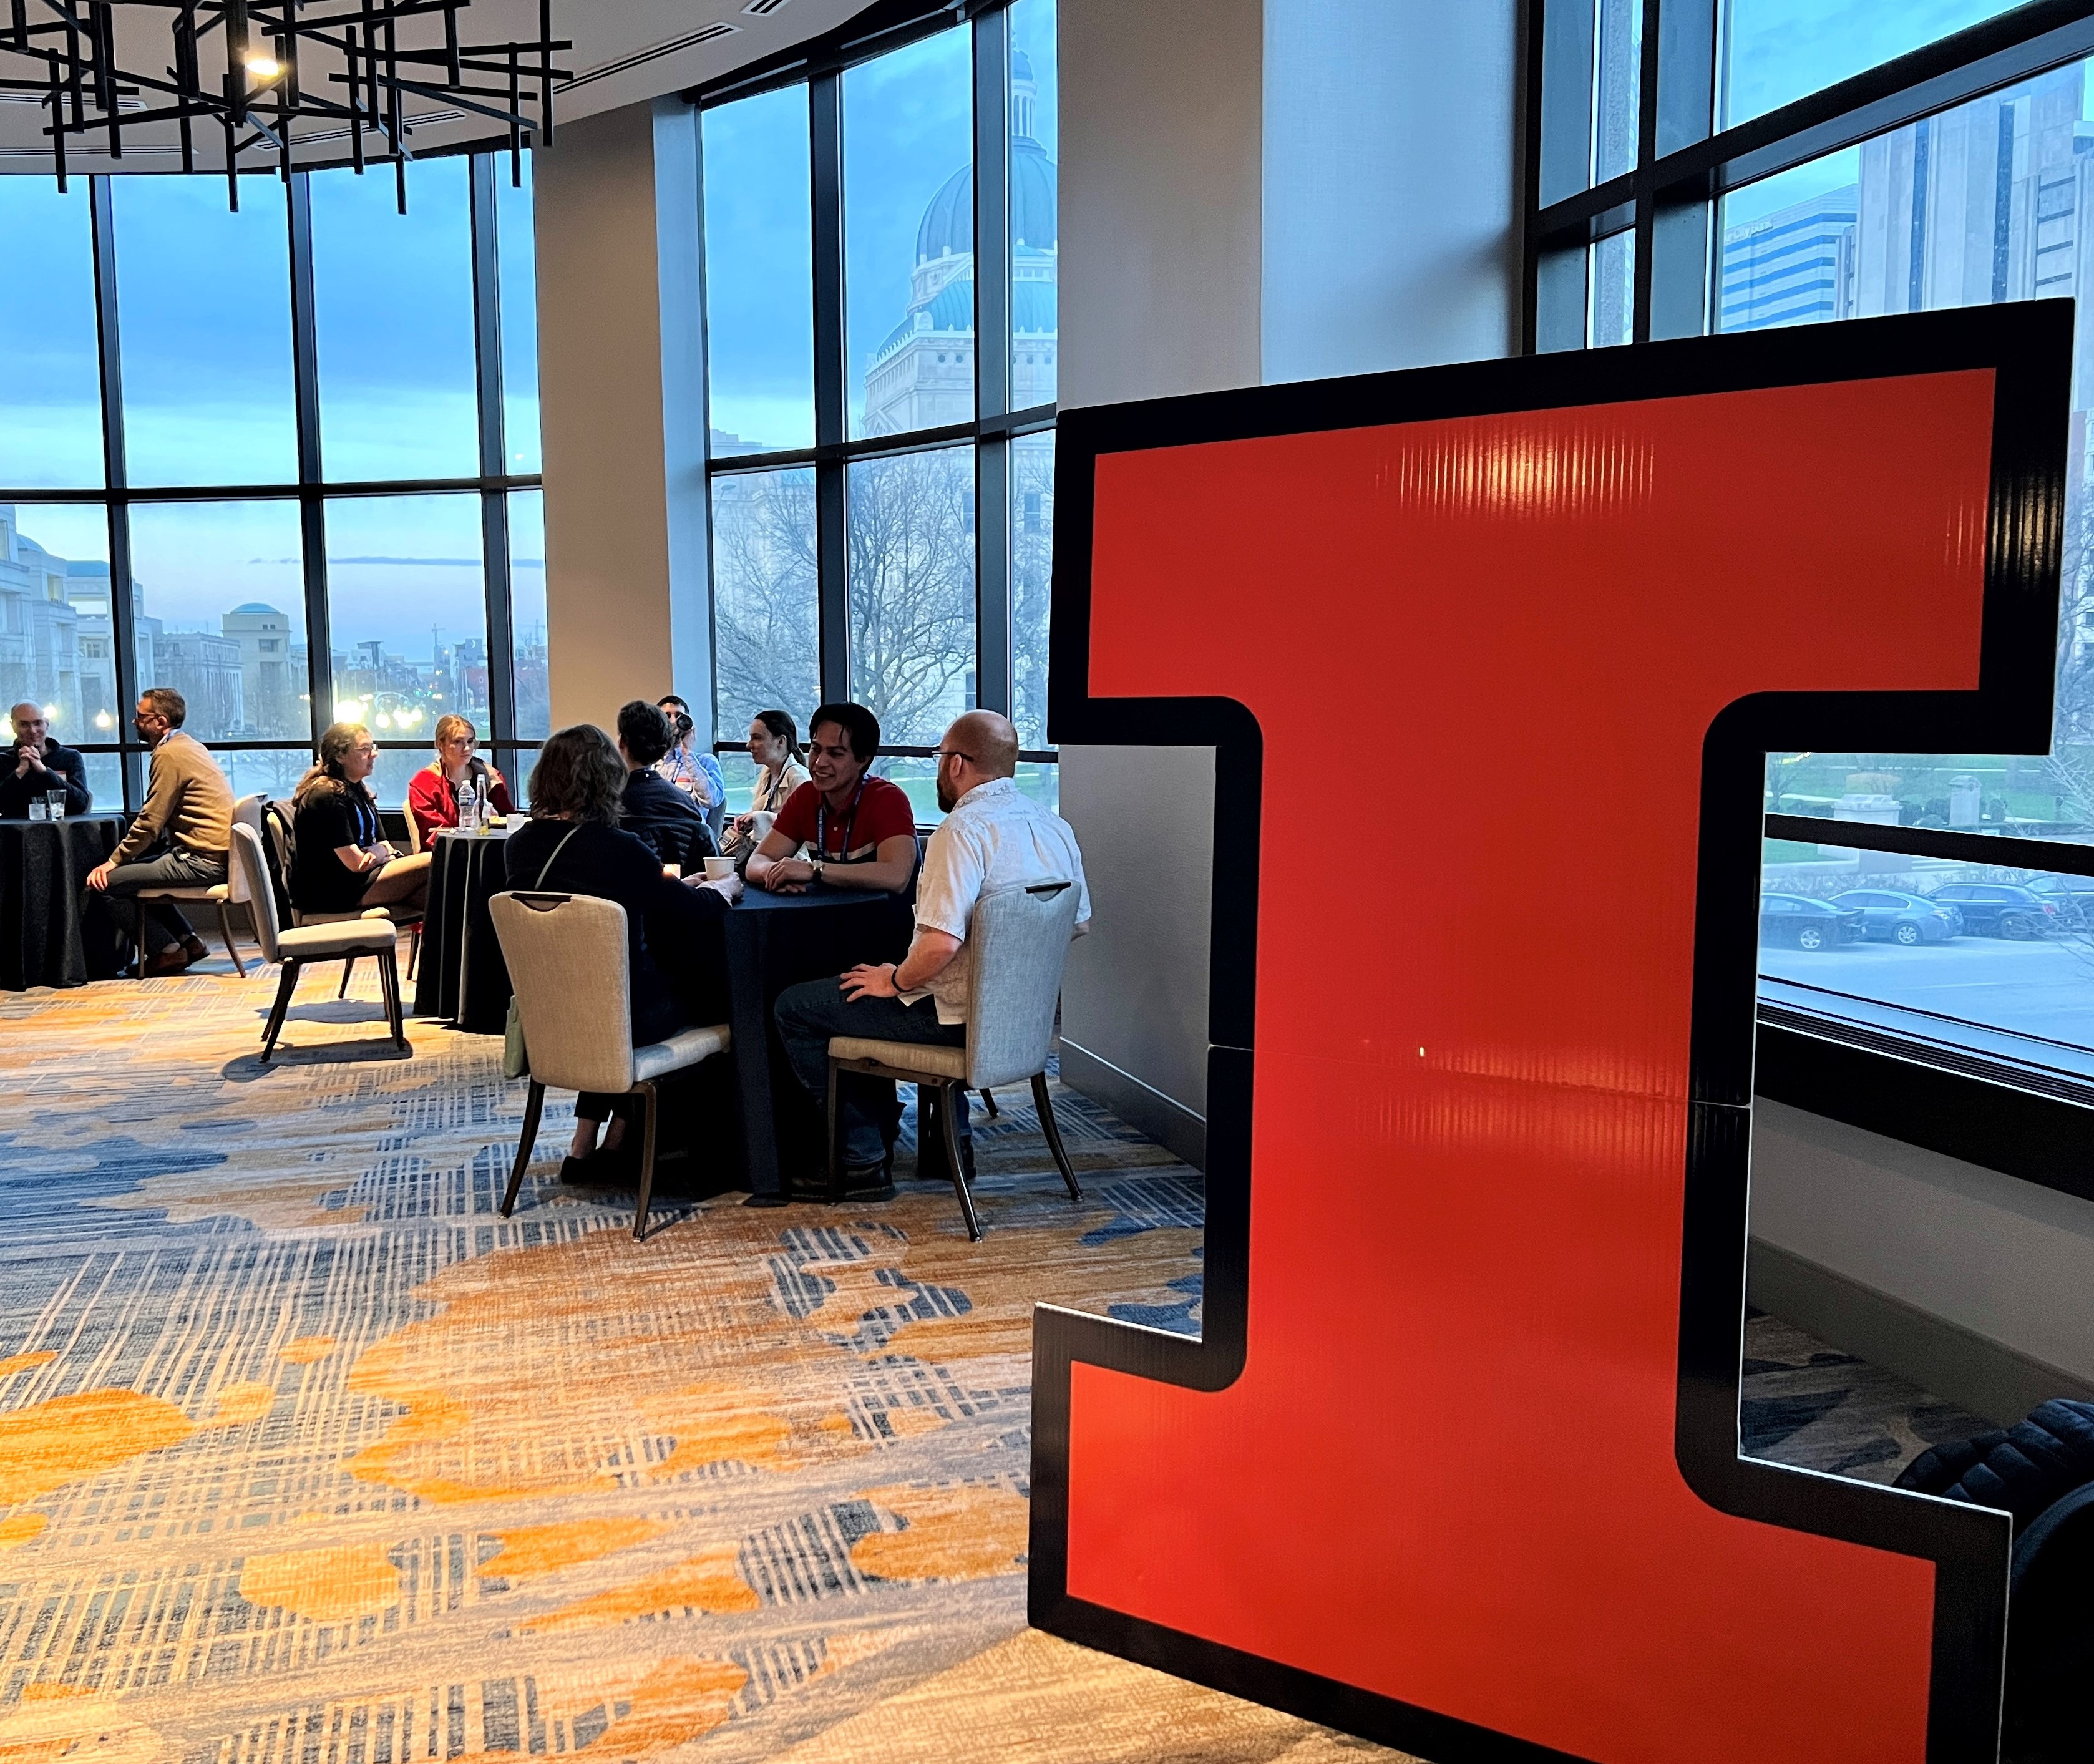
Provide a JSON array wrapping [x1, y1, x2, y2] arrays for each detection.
[[507, 722, 741, 1171], [291, 723, 431, 917]]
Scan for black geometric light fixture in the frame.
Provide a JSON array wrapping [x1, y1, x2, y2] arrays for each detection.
[[0, 1, 568, 210]]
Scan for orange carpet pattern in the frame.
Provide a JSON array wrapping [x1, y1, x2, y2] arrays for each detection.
[[0, 955, 1406, 1762]]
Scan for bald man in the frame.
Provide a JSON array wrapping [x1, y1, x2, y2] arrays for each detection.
[[775, 710, 1091, 1191], [2, 703, 91, 820]]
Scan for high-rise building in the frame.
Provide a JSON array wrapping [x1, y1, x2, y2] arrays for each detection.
[[1719, 187, 1859, 332]]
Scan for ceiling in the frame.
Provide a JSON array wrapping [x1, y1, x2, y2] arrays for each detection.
[[0, 0, 879, 172]]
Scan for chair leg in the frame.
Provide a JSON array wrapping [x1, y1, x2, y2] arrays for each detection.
[[826, 1055, 844, 1203], [940, 1081, 983, 1241], [980, 1088, 998, 1118], [260, 959, 300, 1064], [501, 1080, 545, 1217], [338, 956, 356, 999], [377, 946, 407, 1050], [216, 901, 247, 978], [1033, 1071, 1083, 1202], [407, 924, 421, 981], [633, 1082, 660, 1241]]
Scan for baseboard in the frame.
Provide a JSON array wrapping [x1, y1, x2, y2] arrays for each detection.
[[1746, 1238, 2094, 1426], [1057, 1040, 1207, 1171]]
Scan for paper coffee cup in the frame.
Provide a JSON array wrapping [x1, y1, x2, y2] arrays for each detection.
[[703, 855, 736, 882]]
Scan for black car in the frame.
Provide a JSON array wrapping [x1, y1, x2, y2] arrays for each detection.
[[1925, 883, 2060, 940], [1829, 889, 1959, 945], [2022, 874, 2091, 931], [1758, 894, 1864, 951]]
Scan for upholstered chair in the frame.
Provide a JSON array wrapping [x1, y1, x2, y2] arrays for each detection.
[[128, 792, 266, 977]]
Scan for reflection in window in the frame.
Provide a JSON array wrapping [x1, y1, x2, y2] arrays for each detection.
[[1009, 0, 1059, 409], [1720, 59, 2094, 790], [1720, 1, 2026, 129], [1592, 0, 1641, 184], [1011, 431, 1053, 749], [713, 468, 818, 740], [0, 180, 104, 489], [704, 87, 815, 454], [509, 489, 549, 740], [0, 503, 114, 746], [845, 27, 975, 439], [497, 156, 543, 475], [311, 158, 479, 481], [847, 446, 976, 747], [128, 502, 308, 763], [1589, 229, 1635, 346], [112, 175, 298, 487], [323, 495, 489, 766]]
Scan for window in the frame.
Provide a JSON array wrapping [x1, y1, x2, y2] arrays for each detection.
[[1532, 1, 2094, 1090], [698, 3, 1058, 791], [0, 153, 544, 812]]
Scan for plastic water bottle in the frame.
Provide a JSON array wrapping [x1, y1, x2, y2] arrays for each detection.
[[456, 777, 479, 834]]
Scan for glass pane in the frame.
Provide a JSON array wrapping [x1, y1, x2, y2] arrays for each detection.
[[324, 495, 489, 763], [1010, 0, 1059, 409], [1011, 430, 1054, 748], [128, 500, 308, 748], [713, 467, 818, 741], [509, 489, 549, 740], [1721, 0, 2028, 129], [715, 748, 759, 813], [845, 27, 975, 439], [0, 179, 104, 489], [847, 445, 976, 747], [111, 175, 298, 487], [0, 502, 115, 746], [311, 159, 479, 481], [1589, 230, 1635, 346], [703, 86, 815, 454], [1593, 0, 1643, 185], [497, 153, 542, 475]]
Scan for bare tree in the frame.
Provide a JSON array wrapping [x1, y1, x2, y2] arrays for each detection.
[[714, 470, 821, 731], [846, 450, 975, 747], [1011, 437, 1054, 748]]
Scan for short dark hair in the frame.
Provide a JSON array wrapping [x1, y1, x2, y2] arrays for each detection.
[[752, 708, 802, 761], [528, 724, 628, 825], [139, 686, 187, 728], [808, 701, 880, 763], [617, 699, 674, 767]]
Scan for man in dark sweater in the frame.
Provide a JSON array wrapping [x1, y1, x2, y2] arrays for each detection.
[[615, 699, 718, 874], [2, 703, 92, 819]]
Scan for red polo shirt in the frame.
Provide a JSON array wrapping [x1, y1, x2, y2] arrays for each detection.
[[771, 775, 915, 864]]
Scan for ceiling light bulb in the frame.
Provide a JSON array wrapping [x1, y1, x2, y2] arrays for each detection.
[[245, 52, 281, 78]]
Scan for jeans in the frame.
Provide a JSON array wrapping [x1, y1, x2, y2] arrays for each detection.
[[102, 845, 228, 953], [774, 978, 968, 1168]]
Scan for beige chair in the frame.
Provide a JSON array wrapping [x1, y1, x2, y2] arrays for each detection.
[[489, 890, 732, 1240], [259, 799, 424, 992], [128, 793, 265, 977], [230, 824, 407, 1064], [827, 879, 1084, 1241]]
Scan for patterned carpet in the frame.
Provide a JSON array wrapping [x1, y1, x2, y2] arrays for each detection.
[[0, 947, 1411, 1764]]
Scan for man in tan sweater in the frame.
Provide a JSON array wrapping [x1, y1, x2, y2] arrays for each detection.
[[87, 687, 235, 975]]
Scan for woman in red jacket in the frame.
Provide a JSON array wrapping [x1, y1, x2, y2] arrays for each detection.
[[406, 714, 514, 849]]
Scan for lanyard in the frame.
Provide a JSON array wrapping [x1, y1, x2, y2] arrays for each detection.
[[814, 774, 868, 861]]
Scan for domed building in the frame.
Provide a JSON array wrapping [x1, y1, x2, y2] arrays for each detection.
[[861, 54, 1057, 434]]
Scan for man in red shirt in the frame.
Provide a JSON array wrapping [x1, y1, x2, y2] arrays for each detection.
[[746, 702, 918, 895]]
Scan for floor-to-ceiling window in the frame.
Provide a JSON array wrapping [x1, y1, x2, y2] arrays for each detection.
[[698, 0, 1058, 817], [1530, 2, 2094, 1109], [0, 153, 542, 810]]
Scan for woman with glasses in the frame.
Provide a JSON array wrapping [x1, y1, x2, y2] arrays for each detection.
[[290, 723, 433, 918], [406, 713, 514, 850]]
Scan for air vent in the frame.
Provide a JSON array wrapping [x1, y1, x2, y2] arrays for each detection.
[[561, 22, 739, 92], [744, 0, 792, 14]]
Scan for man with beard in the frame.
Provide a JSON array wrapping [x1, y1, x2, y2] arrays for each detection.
[[774, 709, 1090, 1192]]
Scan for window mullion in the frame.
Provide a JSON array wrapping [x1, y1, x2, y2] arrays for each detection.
[[87, 174, 142, 808], [811, 72, 850, 703], [288, 171, 332, 749], [1647, 0, 1717, 341], [469, 154, 517, 748]]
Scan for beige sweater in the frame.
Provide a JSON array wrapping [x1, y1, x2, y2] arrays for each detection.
[[112, 731, 235, 867]]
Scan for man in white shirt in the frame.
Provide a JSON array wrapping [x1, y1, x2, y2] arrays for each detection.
[[775, 709, 1090, 1190]]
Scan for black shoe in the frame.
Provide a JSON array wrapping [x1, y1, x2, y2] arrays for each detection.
[[838, 1146, 895, 1201], [560, 1138, 637, 1187]]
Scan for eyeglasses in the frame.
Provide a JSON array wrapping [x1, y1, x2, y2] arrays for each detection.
[[353, 743, 379, 757], [935, 749, 973, 764]]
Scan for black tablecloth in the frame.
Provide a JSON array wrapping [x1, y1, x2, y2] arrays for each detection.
[[0, 814, 127, 990], [412, 827, 513, 1032]]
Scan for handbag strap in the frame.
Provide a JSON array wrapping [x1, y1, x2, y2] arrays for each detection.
[[532, 823, 583, 890]]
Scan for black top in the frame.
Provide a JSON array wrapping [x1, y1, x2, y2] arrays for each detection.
[[0, 739, 91, 820], [292, 784, 384, 914], [506, 816, 729, 1047], [618, 767, 718, 872]]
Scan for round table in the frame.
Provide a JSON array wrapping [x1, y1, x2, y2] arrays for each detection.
[[412, 826, 514, 1032], [0, 813, 128, 990]]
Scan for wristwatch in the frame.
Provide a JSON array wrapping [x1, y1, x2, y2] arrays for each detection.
[[810, 857, 826, 883]]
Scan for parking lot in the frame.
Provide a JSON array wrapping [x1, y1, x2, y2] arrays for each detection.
[[1759, 933, 2094, 1050]]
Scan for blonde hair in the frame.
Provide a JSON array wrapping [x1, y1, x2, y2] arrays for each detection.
[[434, 713, 476, 748]]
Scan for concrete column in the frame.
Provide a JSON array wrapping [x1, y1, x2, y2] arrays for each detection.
[[532, 97, 713, 736]]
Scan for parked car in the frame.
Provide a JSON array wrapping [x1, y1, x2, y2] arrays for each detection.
[[2021, 874, 2092, 930], [1924, 883, 2060, 939], [1759, 894, 1864, 950], [1829, 890, 1960, 945]]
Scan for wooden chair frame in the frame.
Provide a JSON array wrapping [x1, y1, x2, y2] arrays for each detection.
[[501, 1076, 665, 1242]]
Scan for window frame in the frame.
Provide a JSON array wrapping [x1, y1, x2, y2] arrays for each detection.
[[0, 152, 543, 809], [691, 0, 1058, 775], [1524, 0, 2094, 1191]]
